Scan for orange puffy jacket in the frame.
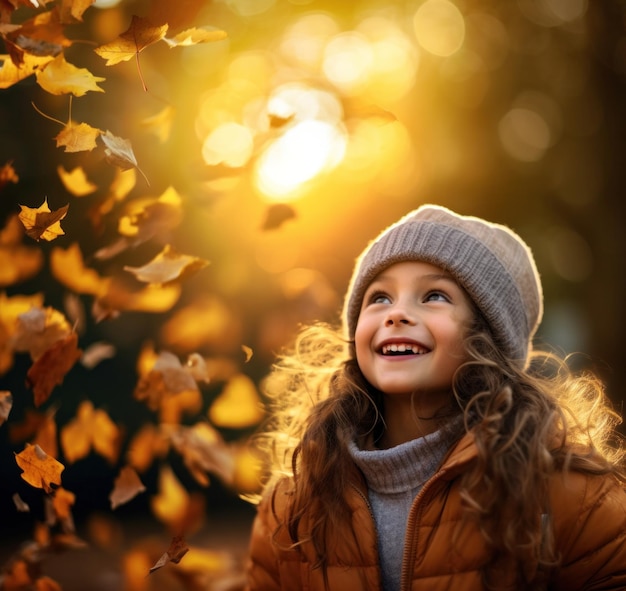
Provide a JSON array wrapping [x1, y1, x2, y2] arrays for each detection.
[[245, 433, 626, 591]]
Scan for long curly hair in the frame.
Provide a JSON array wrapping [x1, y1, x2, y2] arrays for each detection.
[[251, 316, 626, 588]]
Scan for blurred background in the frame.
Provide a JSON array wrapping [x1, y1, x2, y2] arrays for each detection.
[[1, 0, 626, 588]]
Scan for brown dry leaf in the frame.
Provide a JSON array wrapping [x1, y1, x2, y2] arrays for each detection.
[[12, 492, 30, 512], [60, 399, 120, 464], [50, 242, 108, 296], [0, 160, 19, 190], [95, 15, 168, 66], [15, 443, 64, 492], [55, 121, 101, 152], [242, 345, 254, 363], [208, 373, 264, 429], [57, 165, 97, 196], [11, 8, 72, 55], [0, 53, 54, 89], [18, 197, 68, 242], [166, 422, 235, 487], [117, 186, 182, 240], [101, 130, 149, 185], [36, 53, 105, 96], [51, 486, 75, 521], [11, 305, 71, 361], [148, 534, 188, 575], [0, 390, 12, 424], [262, 203, 296, 231], [163, 26, 227, 47], [26, 332, 82, 407], [80, 341, 116, 369], [124, 244, 209, 285], [110, 465, 146, 510]]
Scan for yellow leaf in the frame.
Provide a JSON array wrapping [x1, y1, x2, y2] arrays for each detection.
[[208, 373, 264, 428], [50, 242, 108, 295], [95, 15, 168, 66], [151, 465, 188, 528], [124, 244, 209, 285], [18, 198, 68, 242], [0, 53, 53, 89], [36, 53, 105, 96], [55, 122, 101, 153], [163, 26, 227, 47], [57, 165, 98, 196], [15, 443, 64, 492]]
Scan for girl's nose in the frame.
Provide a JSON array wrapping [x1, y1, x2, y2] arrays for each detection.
[[385, 305, 415, 326]]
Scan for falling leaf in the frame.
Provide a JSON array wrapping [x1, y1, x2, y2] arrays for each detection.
[[163, 26, 227, 47], [55, 121, 101, 152], [0, 160, 19, 190], [11, 305, 72, 361], [81, 341, 116, 369], [60, 400, 120, 464], [15, 443, 64, 493], [126, 423, 169, 472], [150, 465, 189, 529], [124, 244, 209, 285], [59, 0, 95, 23], [26, 331, 82, 407], [100, 130, 149, 185], [94, 15, 168, 66], [50, 242, 108, 296], [51, 486, 75, 521], [0, 53, 54, 89], [148, 534, 189, 574], [18, 197, 68, 242], [209, 373, 264, 429], [110, 465, 146, 509], [57, 165, 98, 196], [166, 422, 235, 487], [261, 203, 296, 231], [0, 390, 12, 424], [117, 186, 182, 240], [12, 493, 30, 512], [242, 345, 254, 363], [36, 53, 105, 96]]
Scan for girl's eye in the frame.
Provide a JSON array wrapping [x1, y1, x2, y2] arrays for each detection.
[[369, 292, 391, 305], [424, 291, 449, 303]]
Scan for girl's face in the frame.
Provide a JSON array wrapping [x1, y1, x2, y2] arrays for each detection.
[[355, 260, 475, 400]]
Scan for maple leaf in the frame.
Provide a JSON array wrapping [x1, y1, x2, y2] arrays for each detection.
[[55, 121, 101, 152], [57, 165, 97, 196], [60, 400, 120, 464], [148, 534, 189, 575], [101, 130, 149, 185], [36, 53, 105, 96], [26, 331, 82, 407], [0, 390, 12, 425], [9, 8, 72, 56], [110, 465, 146, 509], [18, 197, 68, 242], [0, 53, 54, 89], [15, 443, 64, 493], [94, 15, 168, 66], [163, 26, 227, 47], [124, 244, 209, 286]]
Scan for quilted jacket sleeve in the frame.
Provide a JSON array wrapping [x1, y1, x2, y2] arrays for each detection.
[[245, 490, 282, 591], [551, 470, 626, 590]]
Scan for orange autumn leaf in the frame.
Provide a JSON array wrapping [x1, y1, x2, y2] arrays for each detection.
[[59, 0, 95, 23], [18, 197, 68, 242], [0, 215, 44, 287], [15, 443, 64, 492], [60, 400, 120, 464], [150, 465, 190, 529], [11, 305, 71, 361], [110, 465, 146, 510], [148, 534, 189, 574], [55, 121, 101, 153], [94, 279, 181, 318], [0, 390, 12, 425], [126, 422, 169, 472], [0, 53, 54, 89], [95, 15, 168, 66], [57, 165, 97, 196], [50, 242, 108, 296], [208, 373, 264, 429], [51, 486, 75, 521], [26, 332, 82, 407], [124, 244, 209, 285], [36, 53, 105, 96], [0, 160, 19, 190]]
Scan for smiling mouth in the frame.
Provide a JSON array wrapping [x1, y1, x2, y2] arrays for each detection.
[[380, 343, 429, 356]]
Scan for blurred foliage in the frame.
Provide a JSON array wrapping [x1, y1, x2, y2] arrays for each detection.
[[1, 0, 626, 588]]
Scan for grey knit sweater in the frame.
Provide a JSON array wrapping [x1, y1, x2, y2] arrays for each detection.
[[348, 422, 462, 591]]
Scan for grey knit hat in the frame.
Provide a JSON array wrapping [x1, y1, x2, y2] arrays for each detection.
[[343, 204, 543, 365]]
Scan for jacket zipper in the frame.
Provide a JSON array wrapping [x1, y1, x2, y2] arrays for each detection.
[[399, 469, 447, 591]]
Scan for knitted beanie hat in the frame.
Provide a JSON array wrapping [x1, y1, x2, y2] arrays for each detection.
[[343, 204, 543, 365]]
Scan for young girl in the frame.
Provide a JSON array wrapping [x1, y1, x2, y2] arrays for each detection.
[[245, 204, 626, 590]]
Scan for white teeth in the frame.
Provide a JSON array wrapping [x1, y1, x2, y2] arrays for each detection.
[[381, 343, 425, 355]]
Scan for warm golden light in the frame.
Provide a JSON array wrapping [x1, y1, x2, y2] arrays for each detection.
[[498, 107, 551, 162], [413, 0, 465, 57], [255, 120, 347, 200], [201, 122, 254, 167]]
